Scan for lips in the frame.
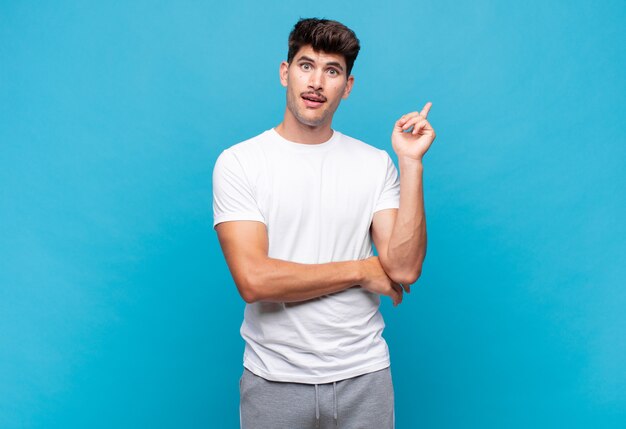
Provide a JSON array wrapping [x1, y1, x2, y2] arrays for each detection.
[[302, 93, 326, 108], [302, 93, 326, 103]]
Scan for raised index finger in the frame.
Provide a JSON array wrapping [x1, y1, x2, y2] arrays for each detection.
[[420, 101, 432, 118]]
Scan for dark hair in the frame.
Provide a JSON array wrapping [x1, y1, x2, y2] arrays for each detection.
[[287, 18, 361, 76]]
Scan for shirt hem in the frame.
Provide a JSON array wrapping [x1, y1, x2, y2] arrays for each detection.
[[373, 202, 400, 213], [213, 213, 266, 228], [242, 358, 391, 384]]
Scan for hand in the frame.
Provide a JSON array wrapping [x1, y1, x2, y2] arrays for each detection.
[[391, 102, 436, 161], [359, 256, 404, 307]]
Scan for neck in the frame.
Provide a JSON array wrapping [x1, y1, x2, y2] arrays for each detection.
[[274, 110, 334, 145]]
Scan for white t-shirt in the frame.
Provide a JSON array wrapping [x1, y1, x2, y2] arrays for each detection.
[[212, 128, 400, 384]]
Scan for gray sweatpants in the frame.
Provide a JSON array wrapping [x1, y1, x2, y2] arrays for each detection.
[[239, 366, 395, 429]]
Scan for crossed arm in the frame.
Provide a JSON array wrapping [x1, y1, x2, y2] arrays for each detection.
[[215, 156, 427, 304], [373, 157, 428, 288], [215, 220, 364, 304], [216, 102, 433, 304]]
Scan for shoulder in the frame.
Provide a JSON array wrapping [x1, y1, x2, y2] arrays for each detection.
[[213, 132, 269, 183], [336, 131, 391, 163], [214, 130, 272, 172], [221, 130, 269, 158]]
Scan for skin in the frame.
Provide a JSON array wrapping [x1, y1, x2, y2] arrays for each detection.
[[373, 102, 436, 298], [272, 45, 406, 305], [274, 45, 354, 144], [273, 44, 438, 304], [216, 43, 436, 307], [392, 102, 436, 161]]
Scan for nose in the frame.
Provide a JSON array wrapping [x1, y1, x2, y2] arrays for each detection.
[[308, 69, 324, 91]]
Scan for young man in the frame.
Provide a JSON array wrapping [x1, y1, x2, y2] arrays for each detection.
[[213, 18, 435, 429]]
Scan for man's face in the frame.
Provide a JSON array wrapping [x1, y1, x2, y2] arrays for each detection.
[[279, 45, 354, 128]]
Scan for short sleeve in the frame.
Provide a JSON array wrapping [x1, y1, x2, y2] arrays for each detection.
[[373, 151, 400, 213], [212, 149, 266, 229]]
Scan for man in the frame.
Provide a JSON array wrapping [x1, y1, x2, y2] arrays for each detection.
[[212, 17, 435, 429]]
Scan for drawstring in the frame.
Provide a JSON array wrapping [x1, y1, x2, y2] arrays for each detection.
[[315, 384, 320, 428], [315, 381, 339, 428], [333, 381, 338, 427]]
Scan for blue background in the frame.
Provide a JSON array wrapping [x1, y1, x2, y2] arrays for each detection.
[[1, 0, 625, 427]]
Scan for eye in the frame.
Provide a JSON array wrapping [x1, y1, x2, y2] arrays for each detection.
[[328, 68, 339, 76], [301, 63, 312, 71]]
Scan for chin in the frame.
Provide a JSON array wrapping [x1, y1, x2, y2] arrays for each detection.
[[293, 111, 327, 128], [300, 118, 326, 128], [286, 98, 330, 127]]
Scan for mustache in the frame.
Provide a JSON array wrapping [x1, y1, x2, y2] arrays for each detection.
[[301, 91, 327, 102]]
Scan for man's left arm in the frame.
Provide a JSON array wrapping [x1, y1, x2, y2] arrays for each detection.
[[371, 102, 436, 292]]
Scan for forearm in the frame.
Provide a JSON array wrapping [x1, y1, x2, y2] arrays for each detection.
[[386, 156, 427, 284], [248, 257, 363, 303]]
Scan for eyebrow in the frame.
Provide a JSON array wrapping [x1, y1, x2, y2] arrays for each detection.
[[296, 55, 344, 72]]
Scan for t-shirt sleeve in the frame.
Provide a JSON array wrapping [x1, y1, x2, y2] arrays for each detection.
[[212, 149, 266, 229], [373, 150, 400, 213]]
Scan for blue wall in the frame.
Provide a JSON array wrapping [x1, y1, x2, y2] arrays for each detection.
[[1, 1, 624, 427]]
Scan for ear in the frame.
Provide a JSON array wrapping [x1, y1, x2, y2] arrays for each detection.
[[279, 61, 289, 87], [342, 75, 355, 99]]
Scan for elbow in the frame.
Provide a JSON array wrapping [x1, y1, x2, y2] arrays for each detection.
[[240, 287, 257, 304], [393, 266, 422, 286], [234, 272, 259, 304], [239, 257, 270, 304], [384, 250, 426, 286], [409, 268, 422, 285], [240, 276, 260, 303]]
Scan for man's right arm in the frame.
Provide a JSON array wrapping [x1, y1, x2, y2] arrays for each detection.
[[215, 220, 403, 305]]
